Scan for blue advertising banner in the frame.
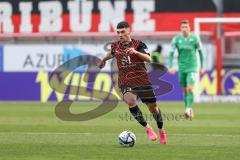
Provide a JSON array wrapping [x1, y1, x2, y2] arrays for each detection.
[[0, 70, 239, 102], [0, 46, 3, 72], [0, 71, 181, 102]]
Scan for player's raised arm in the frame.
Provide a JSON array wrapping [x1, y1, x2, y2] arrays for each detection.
[[134, 50, 152, 62], [168, 37, 177, 74], [126, 42, 151, 62], [98, 51, 114, 69]]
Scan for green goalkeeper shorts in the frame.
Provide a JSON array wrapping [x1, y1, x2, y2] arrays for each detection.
[[178, 72, 197, 87]]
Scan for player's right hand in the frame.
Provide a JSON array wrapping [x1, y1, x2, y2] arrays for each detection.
[[98, 60, 106, 69], [200, 68, 205, 75], [168, 68, 176, 74]]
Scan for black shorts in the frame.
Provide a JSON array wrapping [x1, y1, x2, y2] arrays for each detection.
[[121, 85, 157, 103]]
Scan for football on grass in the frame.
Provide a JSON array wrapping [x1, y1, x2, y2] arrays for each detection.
[[118, 131, 136, 147]]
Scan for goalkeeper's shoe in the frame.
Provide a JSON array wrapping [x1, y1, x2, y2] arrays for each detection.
[[184, 108, 194, 119]]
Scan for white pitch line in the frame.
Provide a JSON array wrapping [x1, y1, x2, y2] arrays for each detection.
[[0, 132, 239, 137], [0, 132, 93, 135], [172, 133, 240, 137]]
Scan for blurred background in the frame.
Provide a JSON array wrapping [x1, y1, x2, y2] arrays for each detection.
[[0, 0, 240, 102]]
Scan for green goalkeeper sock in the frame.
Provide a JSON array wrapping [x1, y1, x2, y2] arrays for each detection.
[[186, 92, 194, 108], [184, 94, 187, 108]]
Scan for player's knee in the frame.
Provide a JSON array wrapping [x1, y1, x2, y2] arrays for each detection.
[[147, 103, 158, 112], [183, 87, 188, 94], [186, 86, 193, 93], [124, 97, 137, 106], [123, 92, 137, 106], [127, 100, 137, 107]]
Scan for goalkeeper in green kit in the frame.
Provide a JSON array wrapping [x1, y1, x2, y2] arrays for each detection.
[[168, 20, 205, 119]]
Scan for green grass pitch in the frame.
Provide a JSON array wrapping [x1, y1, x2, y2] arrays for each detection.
[[0, 102, 240, 160]]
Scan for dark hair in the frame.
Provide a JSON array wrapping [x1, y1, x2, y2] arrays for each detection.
[[116, 21, 130, 29], [181, 20, 190, 25]]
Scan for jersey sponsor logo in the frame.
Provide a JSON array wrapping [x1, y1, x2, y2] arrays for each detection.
[[121, 56, 132, 65], [119, 55, 137, 69], [189, 38, 194, 42], [179, 45, 193, 50]]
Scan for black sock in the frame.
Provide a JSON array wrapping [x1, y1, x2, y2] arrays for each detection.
[[129, 105, 147, 127], [152, 108, 163, 129]]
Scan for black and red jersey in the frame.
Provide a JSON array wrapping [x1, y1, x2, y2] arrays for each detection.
[[111, 39, 151, 89]]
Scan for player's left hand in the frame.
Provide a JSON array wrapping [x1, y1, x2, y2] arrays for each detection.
[[126, 48, 137, 55], [98, 60, 106, 69], [200, 68, 205, 75]]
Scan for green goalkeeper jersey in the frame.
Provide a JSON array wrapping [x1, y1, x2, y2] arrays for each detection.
[[168, 33, 204, 72]]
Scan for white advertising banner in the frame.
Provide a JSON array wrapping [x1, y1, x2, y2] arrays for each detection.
[[3, 43, 214, 72], [4, 45, 63, 72], [3, 44, 109, 72]]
